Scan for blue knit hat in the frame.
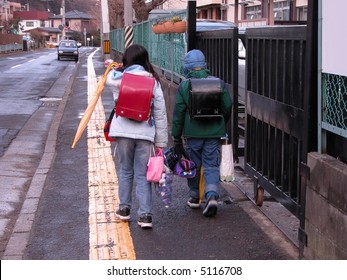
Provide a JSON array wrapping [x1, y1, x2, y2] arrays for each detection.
[[182, 49, 207, 76]]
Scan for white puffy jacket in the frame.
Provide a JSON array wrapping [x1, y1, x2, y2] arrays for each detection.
[[106, 64, 168, 148]]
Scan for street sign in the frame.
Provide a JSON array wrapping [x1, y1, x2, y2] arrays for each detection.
[[104, 40, 110, 54]]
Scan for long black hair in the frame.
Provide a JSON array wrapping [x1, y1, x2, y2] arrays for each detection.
[[120, 44, 160, 81]]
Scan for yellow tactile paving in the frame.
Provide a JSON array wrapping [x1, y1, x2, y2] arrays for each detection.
[[86, 51, 136, 260]]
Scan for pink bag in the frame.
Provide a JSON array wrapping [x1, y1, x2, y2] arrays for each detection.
[[146, 148, 164, 183]]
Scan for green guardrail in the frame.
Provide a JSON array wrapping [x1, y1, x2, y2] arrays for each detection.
[[110, 10, 187, 81], [0, 43, 23, 53]]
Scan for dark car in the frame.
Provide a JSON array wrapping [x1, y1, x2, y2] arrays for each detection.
[[57, 40, 79, 62]]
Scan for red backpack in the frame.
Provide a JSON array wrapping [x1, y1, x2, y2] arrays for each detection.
[[115, 73, 155, 121]]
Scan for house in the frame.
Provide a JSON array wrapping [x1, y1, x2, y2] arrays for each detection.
[[13, 11, 50, 35], [49, 10, 95, 43], [0, 0, 22, 23], [12, 9, 95, 44], [0, 0, 22, 33], [12, 10, 61, 44], [50, 10, 95, 35]]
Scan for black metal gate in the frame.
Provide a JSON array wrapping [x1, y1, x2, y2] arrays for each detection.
[[244, 26, 307, 217]]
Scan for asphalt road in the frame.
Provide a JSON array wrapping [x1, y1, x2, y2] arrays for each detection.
[[0, 48, 83, 257]]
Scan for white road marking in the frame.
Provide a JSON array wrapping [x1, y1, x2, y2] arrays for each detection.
[[11, 64, 22, 69]]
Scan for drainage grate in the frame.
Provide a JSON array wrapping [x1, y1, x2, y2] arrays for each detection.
[[39, 97, 62, 102], [39, 97, 62, 107]]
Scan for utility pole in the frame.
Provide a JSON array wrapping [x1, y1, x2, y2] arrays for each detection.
[[187, 0, 196, 51], [234, 0, 239, 25], [124, 0, 132, 26], [62, 0, 66, 39], [124, 0, 133, 49], [100, 0, 110, 60], [3, 0, 8, 21]]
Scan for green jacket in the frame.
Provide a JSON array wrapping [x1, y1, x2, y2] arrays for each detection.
[[171, 69, 232, 139]]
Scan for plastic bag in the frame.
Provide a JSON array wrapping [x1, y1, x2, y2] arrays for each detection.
[[220, 143, 235, 182], [155, 166, 173, 208]]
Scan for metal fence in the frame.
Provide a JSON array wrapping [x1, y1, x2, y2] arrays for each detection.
[[317, 0, 347, 163], [0, 43, 23, 53], [320, 73, 347, 162], [322, 74, 347, 133], [110, 10, 187, 81]]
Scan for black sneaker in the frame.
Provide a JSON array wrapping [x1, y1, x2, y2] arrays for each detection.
[[202, 195, 218, 217], [115, 207, 130, 220], [138, 214, 153, 229], [187, 197, 200, 209]]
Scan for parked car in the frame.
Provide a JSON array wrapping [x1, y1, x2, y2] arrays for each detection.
[[56, 40, 80, 62]]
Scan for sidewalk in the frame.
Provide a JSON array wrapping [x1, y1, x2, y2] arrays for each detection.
[[1, 49, 299, 260], [224, 164, 300, 248]]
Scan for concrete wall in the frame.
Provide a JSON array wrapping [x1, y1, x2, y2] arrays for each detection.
[[158, 74, 179, 145], [304, 152, 347, 259]]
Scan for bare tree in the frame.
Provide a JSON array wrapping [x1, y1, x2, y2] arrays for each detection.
[[133, 0, 168, 22], [108, 0, 169, 29], [30, 29, 45, 47], [108, 0, 124, 29]]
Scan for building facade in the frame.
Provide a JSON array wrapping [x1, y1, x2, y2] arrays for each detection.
[[0, 0, 22, 32], [160, 0, 308, 26]]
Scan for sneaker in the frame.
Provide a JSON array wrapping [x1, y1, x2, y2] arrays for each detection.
[[187, 197, 200, 209], [115, 207, 130, 220], [138, 214, 153, 229], [202, 195, 218, 217]]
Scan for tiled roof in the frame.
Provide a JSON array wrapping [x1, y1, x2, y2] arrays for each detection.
[[13, 11, 50, 20], [28, 27, 78, 34], [36, 27, 62, 34], [50, 10, 94, 20]]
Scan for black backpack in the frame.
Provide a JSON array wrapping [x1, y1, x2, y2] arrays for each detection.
[[188, 77, 223, 119]]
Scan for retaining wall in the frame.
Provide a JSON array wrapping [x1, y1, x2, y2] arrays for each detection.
[[304, 152, 347, 259]]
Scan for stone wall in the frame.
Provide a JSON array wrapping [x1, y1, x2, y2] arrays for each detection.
[[304, 152, 347, 259]]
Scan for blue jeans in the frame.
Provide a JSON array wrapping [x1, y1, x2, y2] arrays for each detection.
[[186, 138, 221, 199], [115, 138, 152, 216]]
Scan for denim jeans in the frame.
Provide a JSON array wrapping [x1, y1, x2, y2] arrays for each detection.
[[115, 137, 152, 216], [186, 138, 221, 199]]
